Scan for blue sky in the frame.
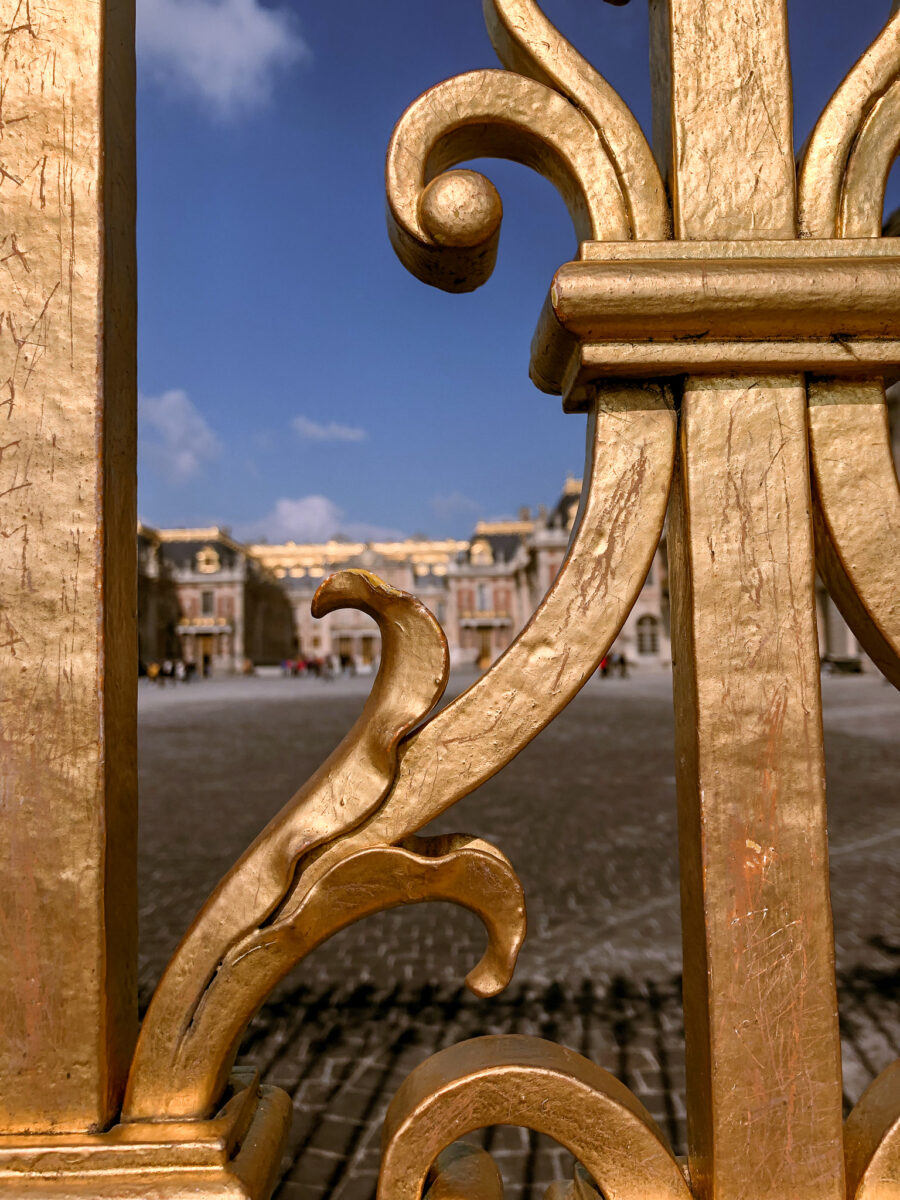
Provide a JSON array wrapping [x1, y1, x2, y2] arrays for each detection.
[[137, 0, 900, 542]]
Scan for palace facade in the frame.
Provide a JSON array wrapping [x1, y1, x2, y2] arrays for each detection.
[[141, 449, 896, 673], [137, 526, 294, 673], [245, 476, 672, 672]]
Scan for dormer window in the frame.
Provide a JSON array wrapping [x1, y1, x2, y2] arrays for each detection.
[[470, 539, 493, 565], [196, 546, 221, 574]]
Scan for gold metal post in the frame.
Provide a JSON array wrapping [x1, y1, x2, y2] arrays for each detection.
[[0, 0, 138, 1133], [652, 3, 845, 1197]]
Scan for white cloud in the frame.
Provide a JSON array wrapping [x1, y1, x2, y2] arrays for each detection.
[[139, 389, 222, 484], [292, 416, 368, 444], [237, 495, 404, 544], [431, 491, 482, 523], [137, 0, 308, 117]]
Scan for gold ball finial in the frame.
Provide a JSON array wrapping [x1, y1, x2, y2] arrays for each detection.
[[419, 170, 503, 249]]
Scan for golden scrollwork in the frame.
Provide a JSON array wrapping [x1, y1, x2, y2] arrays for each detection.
[[127, 381, 676, 1123], [378, 1036, 692, 1200], [128, 835, 525, 1122], [845, 1061, 900, 1200], [797, 7, 900, 689], [14, 0, 898, 1195], [282, 385, 675, 901], [386, 0, 666, 293], [798, 8, 900, 240], [126, 10, 679, 1130], [126, 570, 454, 1119], [386, 69, 630, 292], [482, 0, 668, 240]]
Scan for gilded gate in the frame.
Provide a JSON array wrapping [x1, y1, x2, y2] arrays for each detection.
[[0, 1, 898, 1198]]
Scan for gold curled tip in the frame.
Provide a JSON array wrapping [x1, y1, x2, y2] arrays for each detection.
[[809, 381, 900, 689], [129, 837, 526, 1123], [483, 0, 668, 239], [312, 566, 408, 619], [379, 1036, 691, 1200], [844, 1059, 900, 1200], [386, 69, 629, 293], [425, 1144, 504, 1200], [125, 571, 449, 1121], [798, 7, 900, 237], [312, 569, 451, 744]]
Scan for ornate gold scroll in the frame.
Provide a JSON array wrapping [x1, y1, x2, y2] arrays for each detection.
[[126, 0, 677, 1127]]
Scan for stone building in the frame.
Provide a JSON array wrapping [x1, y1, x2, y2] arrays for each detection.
[[248, 538, 467, 668], [144, 425, 900, 675], [449, 516, 533, 669], [137, 523, 182, 667], [248, 476, 673, 672], [154, 528, 293, 673]]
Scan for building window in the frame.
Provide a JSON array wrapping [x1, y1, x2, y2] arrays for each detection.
[[201, 590, 214, 616], [637, 615, 659, 656], [196, 546, 221, 573], [476, 583, 490, 612]]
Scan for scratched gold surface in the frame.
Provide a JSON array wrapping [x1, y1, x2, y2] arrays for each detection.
[[669, 381, 845, 1200], [0, 0, 137, 1132], [654, 3, 846, 1199]]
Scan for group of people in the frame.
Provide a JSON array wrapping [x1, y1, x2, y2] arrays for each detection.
[[598, 651, 629, 679], [143, 659, 195, 685], [280, 653, 360, 679]]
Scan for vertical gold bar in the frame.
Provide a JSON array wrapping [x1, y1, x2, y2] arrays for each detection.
[[0, 0, 137, 1132], [650, 0, 796, 240], [651, 2, 845, 1198], [669, 382, 845, 1200]]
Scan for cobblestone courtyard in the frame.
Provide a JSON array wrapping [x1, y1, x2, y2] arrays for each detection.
[[138, 671, 899, 1200]]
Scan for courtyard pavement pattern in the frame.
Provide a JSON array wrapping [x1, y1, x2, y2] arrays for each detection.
[[138, 670, 900, 1200]]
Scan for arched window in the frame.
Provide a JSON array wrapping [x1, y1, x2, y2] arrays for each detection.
[[637, 614, 659, 656]]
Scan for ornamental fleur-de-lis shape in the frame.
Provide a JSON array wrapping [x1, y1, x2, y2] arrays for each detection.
[[126, 4, 899, 1200]]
